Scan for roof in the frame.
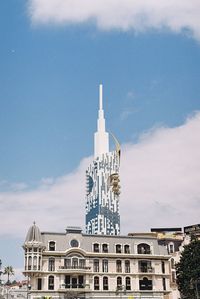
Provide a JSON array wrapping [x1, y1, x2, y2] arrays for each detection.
[[24, 222, 43, 245]]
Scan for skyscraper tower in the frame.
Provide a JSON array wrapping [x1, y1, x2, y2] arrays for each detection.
[[85, 85, 121, 235]]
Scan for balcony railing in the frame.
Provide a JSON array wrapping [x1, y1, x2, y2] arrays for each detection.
[[25, 266, 41, 271], [59, 284, 91, 291], [139, 267, 155, 273], [116, 267, 122, 273], [59, 265, 91, 270]]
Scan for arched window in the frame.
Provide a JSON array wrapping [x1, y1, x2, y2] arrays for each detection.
[[102, 244, 108, 253], [137, 243, 151, 254], [103, 276, 108, 290], [94, 276, 99, 290], [124, 245, 130, 254], [117, 277, 122, 288], [48, 276, 54, 290], [33, 256, 37, 270], [48, 258, 55, 271], [93, 243, 99, 253], [28, 256, 32, 270], [49, 241, 55, 251], [139, 277, 152, 290], [116, 244, 122, 253], [126, 277, 131, 290]]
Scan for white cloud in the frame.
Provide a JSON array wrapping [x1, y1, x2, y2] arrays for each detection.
[[0, 112, 200, 238], [120, 112, 200, 232], [28, 0, 200, 41]]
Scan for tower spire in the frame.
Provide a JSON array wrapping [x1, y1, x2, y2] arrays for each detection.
[[94, 84, 109, 157], [99, 84, 103, 110]]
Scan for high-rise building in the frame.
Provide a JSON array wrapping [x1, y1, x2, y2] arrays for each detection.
[[85, 85, 121, 235]]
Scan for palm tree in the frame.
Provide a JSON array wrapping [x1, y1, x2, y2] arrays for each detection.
[[3, 266, 14, 285]]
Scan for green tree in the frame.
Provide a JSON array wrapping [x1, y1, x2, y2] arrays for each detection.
[[176, 236, 200, 299], [3, 266, 14, 285]]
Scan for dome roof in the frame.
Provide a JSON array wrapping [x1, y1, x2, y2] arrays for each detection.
[[25, 222, 43, 245]]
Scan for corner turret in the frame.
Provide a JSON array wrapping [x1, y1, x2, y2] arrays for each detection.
[[23, 222, 45, 274]]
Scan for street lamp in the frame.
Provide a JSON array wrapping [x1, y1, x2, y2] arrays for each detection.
[[27, 283, 31, 299], [115, 285, 126, 298]]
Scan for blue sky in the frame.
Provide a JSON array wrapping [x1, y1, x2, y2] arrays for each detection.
[[0, 0, 200, 280]]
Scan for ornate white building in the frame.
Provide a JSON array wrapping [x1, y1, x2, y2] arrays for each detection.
[[85, 85, 120, 235], [23, 224, 172, 299]]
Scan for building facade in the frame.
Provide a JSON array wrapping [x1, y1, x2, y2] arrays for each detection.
[[85, 85, 120, 235], [151, 228, 185, 299], [23, 223, 172, 299]]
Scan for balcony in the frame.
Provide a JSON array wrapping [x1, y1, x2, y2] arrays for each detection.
[[139, 267, 155, 274], [59, 265, 91, 273], [23, 266, 42, 273], [58, 284, 91, 293]]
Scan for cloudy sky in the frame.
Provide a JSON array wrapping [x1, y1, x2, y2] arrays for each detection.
[[0, 0, 200, 280]]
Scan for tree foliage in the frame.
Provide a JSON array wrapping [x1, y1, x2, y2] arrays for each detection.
[[3, 266, 14, 285], [176, 236, 200, 299]]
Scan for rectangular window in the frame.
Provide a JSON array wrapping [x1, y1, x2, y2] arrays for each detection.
[[79, 259, 85, 269], [78, 276, 84, 288], [169, 244, 174, 253], [48, 258, 55, 271], [94, 259, 99, 272], [163, 278, 166, 290], [65, 275, 70, 289], [125, 260, 130, 273], [139, 261, 152, 273], [64, 258, 71, 269], [37, 278, 42, 290], [162, 261, 165, 274], [102, 260, 108, 272], [116, 260, 122, 273], [72, 277, 77, 288]]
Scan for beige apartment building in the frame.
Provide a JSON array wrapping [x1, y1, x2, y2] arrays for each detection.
[[23, 224, 173, 299]]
